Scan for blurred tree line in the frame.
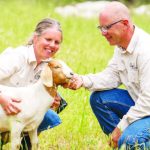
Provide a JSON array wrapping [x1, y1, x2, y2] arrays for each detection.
[[51, 0, 150, 6], [9, 0, 149, 6], [118, 0, 150, 6]]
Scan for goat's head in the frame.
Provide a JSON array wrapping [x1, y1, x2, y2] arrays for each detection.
[[41, 59, 74, 87]]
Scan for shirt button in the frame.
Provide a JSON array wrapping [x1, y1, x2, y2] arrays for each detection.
[[16, 82, 19, 85], [30, 80, 33, 83]]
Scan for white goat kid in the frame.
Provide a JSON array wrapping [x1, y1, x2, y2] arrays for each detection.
[[0, 59, 73, 150]]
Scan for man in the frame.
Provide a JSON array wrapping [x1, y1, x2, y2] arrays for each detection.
[[68, 1, 150, 149]]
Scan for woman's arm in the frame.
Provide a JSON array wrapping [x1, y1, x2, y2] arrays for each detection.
[[0, 93, 21, 115], [0, 47, 23, 114]]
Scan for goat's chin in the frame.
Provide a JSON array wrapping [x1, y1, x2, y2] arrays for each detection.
[[59, 82, 69, 88]]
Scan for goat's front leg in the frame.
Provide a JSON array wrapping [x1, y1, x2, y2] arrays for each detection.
[[0, 133, 2, 150], [28, 129, 39, 150], [0, 132, 10, 149], [11, 122, 23, 150]]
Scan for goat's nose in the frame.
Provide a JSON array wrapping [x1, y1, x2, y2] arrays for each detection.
[[70, 72, 74, 76]]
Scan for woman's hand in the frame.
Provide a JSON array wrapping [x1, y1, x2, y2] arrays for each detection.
[[50, 94, 61, 111], [0, 94, 21, 115]]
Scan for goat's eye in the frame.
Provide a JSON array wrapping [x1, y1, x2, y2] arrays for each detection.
[[54, 66, 60, 69]]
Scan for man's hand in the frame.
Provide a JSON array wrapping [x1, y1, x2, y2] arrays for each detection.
[[67, 74, 83, 90], [50, 94, 61, 111], [0, 94, 21, 115], [109, 127, 122, 148]]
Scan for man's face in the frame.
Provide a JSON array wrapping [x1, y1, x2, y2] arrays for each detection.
[[98, 15, 125, 46]]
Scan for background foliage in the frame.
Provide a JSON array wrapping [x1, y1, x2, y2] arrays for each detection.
[[0, 0, 150, 149]]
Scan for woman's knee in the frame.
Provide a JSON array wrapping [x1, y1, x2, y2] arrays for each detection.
[[38, 109, 61, 132], [44, 109, 61, 122]]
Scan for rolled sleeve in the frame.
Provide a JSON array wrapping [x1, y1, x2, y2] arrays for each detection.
[[117, 117, 129, 131], [81, 75, 93, 89]]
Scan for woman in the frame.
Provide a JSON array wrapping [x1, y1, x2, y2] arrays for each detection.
[[0, 18, 66, 149]]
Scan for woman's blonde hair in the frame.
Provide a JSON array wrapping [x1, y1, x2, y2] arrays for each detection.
[[27, 18, 62, 45]]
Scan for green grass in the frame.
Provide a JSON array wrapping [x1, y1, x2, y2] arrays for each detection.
[[1, 1, 150, 149]]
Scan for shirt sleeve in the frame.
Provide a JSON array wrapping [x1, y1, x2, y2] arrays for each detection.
[[0, 47, 24, 81], [82, 53, 122, 91], [117, 56, 150, 131]]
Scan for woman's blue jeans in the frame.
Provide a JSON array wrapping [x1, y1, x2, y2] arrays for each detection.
[[38, 109, 61, 132], [90, 89, 150, 149]]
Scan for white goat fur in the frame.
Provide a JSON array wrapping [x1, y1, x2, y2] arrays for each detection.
[[0, 59, 73, 150]]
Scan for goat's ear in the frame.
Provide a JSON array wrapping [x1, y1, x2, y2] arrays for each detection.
[[41, 65, 53, 87]]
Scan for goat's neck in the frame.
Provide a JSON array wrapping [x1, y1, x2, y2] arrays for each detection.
[[44, 85, 58, 98]]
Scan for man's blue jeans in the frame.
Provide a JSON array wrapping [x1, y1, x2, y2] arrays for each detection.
[[90, 89, 150, 149]]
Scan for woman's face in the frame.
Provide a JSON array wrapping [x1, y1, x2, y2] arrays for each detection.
[[33, 27, 62, 63]]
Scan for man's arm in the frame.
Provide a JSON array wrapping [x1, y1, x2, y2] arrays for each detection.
[[68, 54, 122, 91]]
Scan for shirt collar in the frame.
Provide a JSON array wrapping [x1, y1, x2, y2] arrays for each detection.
[[28, 45, 37, 64], [118, 26, 139, 54]]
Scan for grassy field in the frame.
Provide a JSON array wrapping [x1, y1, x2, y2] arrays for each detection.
[[1, 0, 150, 150]]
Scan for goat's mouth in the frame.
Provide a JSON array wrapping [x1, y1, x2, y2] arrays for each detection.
[[60, 83, 70, 88], [66, 76, 72, 79], [58, 78, 72, 87]]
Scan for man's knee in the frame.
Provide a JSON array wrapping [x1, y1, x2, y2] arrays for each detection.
[[90, 91, 103, 108]]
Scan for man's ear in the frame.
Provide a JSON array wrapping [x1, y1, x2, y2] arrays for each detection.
[[41, 65, 53, 87], [122, 20, 129, 26]]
